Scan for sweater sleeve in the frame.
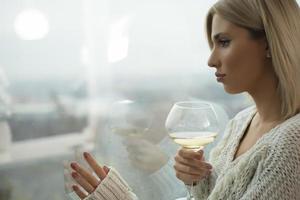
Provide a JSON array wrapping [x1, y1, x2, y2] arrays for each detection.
[[84, 168, 139, 200], [240, 126, 300, 200]]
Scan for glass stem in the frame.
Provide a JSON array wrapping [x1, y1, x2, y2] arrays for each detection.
[[186, 183, 194, 200]]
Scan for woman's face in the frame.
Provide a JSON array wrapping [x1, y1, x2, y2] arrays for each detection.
[[208, 14, 274, 94]]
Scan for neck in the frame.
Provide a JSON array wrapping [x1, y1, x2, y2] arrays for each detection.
[[248, 74, 281, 124]]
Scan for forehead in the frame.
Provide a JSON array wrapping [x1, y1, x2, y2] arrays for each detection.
[[211, 14, 248, 39]]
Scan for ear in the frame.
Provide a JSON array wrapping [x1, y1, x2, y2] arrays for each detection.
[[265, 40, 271, 58]]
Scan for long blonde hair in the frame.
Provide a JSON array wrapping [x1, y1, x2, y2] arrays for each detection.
[[206, 0, 300, 119]]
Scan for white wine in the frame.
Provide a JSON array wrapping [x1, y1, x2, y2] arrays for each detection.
[[169, 131, 217, 149]]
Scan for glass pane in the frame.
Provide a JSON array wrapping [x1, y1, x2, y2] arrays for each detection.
[[0, 1, 88, 142], [0, 0, 252, 200]]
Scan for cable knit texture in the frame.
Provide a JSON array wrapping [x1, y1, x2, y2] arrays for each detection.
[[84, 168, 137, 200], [193, 106, 300, 200], [85, 106, 300, 200]]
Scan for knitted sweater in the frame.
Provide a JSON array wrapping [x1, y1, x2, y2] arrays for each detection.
[[85, 106, 300, 200]]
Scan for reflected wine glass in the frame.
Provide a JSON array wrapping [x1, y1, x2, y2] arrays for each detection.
[[108, 100, 152, 138], [165, 101, 219, 200]]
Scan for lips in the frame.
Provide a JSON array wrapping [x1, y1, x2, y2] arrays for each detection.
[[215, 72, 226, 78], [215, 72, 226, 82]]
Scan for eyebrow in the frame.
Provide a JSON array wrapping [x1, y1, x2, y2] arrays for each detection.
[[212, 32, 229, 41]]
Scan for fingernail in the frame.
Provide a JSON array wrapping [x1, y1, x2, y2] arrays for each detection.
[[198, 150, 203, 155], [71, 172, 78, 178], [196, 153, 203, 160], [197, 149, 203, 153], [72, 185, 78, 191], [83, 152, 89, 159], [103, 166, 110, 173], [70, 162, 77, 170]]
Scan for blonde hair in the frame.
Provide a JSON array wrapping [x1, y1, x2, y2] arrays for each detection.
[[206, 0, 300, 119]]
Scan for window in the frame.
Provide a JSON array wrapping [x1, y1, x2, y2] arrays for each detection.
[[0, 0, 255, 200]]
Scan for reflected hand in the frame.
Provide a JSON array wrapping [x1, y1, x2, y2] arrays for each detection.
[[124, 137, 169, 173], [70, 152, 109, 199], [174, 148, 213, 185]]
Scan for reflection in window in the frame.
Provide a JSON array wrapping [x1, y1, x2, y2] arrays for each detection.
[[0, 0, 253, 200]]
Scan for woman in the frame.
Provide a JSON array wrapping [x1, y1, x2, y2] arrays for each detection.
[[69, 0, 300, 199]]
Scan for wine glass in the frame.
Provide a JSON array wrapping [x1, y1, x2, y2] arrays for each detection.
[[108, 100, 152, 138], [165, 101, 219, 200]]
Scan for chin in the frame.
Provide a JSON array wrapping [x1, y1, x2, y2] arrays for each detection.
[[223, 85, 243, 94]]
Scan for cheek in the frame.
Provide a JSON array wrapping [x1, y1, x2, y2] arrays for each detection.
[[224, 39, 265, 70], [222, 46, 265, 92], [223, 48, 251, 78]]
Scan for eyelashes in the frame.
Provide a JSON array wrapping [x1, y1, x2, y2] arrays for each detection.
[[218, 39, 231, 47]]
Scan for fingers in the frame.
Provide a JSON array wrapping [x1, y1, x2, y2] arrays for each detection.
[[175, 170, 204, 185], [174, 148, 213, 184], [71, 171, 95, 193], [71, 162, 99, 188], [178, 148, 204, 160], [174, 162, 207, 176], [70, 152, 108, 197], [128, 152, 144, 162], [175, 148, 212, 169], [83, 152, 107, 180], [72, 185, 88, 199], [174, 154, 212, 170], [126, 146, 140, 155], [128, 158, 147, 170], [125, 139, 149, 155], [174, 162, 212, 184], [103, 166, 110, 174]]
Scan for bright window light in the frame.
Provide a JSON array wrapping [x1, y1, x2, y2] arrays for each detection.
[[80, 45, 91, 65], [14, 9, 49, 40], [107, 16, 131, 63]]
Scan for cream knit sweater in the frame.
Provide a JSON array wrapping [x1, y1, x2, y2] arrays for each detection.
[[85, 106, 300, 200]]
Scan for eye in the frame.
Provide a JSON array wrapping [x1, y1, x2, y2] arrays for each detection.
[[218, 39, 231, 47]]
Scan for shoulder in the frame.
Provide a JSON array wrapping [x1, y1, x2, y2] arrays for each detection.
[[271, 113, 300, 149], [264, 113, 300, 167], [278, 113, 300, 134]]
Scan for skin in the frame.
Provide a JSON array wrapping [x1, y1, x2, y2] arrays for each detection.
[[174, 149, 213, 185], [207, 14, 283, 160], [174, 14, 282, 184], [70, 152, 108, 199], [207, 15, 281, 123], [70, 14, 284, 197]]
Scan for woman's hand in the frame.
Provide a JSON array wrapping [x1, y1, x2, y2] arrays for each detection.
[[174, 148, 213, 185], [124, 137, 169, 173], [70, 152, 109, 199]]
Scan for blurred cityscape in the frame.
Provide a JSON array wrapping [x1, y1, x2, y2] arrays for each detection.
[[5, 73, 251, 142], [0, 0, 254, 199]]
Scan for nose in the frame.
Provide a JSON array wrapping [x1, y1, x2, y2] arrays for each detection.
[[207, 50, 219, 68]]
